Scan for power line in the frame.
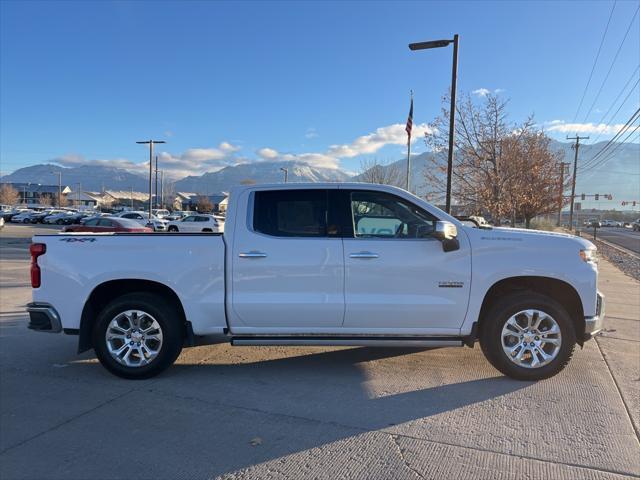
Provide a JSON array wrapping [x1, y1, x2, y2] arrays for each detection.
[[581, 123, 640, 174], [572, 0, 617, 123], [581, 4, 640, 123], [578, 130, 640, 184], [580, 107, 640, 170], [587, 66, 639, 145]]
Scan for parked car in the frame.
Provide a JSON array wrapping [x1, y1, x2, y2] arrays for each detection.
[[114, 211, 168, 231], [587, 219, 601, 228], [43, 211, 77, 225], [10, 210, 35, 223], [61, 213, 91, 225], [152, 209, 170, 218], [167, 214, 223, 233], [28, 183, 604, 381], [28, 209, 65, 224], [0, 217, 4, 230], [165, 210, 190, 221], [601, 220, 615, 227], [633, 219, 640, 231], [64, 217, 153, 233]]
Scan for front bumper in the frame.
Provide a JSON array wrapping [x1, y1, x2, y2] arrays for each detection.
[[26, 302, 62, 333], [584, 291, 605, 339]]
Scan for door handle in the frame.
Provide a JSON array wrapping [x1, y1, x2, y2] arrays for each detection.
[[239, 251, 267, 258], [349, 251, 379, 259]]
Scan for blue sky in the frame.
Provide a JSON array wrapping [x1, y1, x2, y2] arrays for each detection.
[[1, 0, 638, 179]]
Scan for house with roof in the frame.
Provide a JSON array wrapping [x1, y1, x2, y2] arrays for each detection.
[[3, 183, 72, 206]]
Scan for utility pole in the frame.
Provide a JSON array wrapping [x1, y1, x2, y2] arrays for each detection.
[[556, 162, 570, 226], [160, 170, 164, 209], [76, 182, 81, 208], [55, 172, 62, 207], [154, 155, 159, 210], [567, 135, 589, 231], [280, 167, 288, 183], [136, 140, 166, 223], [130, 187, 133, 209]]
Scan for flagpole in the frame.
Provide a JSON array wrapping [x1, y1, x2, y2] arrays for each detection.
[[406, 134, 411, 192], [406, 90, 413, 192]]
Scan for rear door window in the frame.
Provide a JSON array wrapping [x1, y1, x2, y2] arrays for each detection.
[[253, 190, 328, 237]]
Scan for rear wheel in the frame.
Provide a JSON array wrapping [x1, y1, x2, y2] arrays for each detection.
[[479, 292, 576, 381], [93, 292, 183, 379], [56, 219, 64, 225], [168, 225, 178, 232]]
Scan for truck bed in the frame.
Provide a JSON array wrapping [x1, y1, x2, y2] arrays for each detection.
[[32, 232, 228, 336]]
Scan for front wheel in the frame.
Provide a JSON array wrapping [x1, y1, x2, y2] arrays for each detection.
[[168, 225, 178, 232], [93, 292, 183, 379], [479, 292, 576, 381]]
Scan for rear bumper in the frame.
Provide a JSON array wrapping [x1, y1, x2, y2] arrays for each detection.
[[584, 291, 605, 340], [27, 302, 62, 333]]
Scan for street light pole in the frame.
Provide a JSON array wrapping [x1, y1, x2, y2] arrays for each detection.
[[136, 140, 166, 223], [409, 34, 459, 213], [280, 167, 288, 183]]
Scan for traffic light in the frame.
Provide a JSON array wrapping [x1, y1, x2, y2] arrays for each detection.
[[581, 193, 585, 200], [608, 194, 613, 200], [634, 201, 637, 207], [595, 194, 599, 201], [622, 201, 627, 206]]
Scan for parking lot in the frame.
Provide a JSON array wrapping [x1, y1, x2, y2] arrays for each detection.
[[1, 223, 639, 479]]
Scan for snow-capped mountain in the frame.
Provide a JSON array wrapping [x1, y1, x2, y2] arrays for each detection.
[[174, 160, 350, 193]]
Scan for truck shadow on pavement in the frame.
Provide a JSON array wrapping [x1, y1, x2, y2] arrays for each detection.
[[109, 347, 530, 477]]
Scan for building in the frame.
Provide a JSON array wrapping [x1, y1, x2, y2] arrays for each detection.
[[172, 192, 227, 212], [2, 183, 72, 206], [66, 191, 101, 209], [92, 190, 154, 210]]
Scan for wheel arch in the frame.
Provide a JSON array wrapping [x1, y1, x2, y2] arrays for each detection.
[[78, 279, 188, 353], [477, 276, 585, 346]]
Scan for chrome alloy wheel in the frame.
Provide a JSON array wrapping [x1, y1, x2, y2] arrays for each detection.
[[501, 309, 562, 369], [105, 310, 163, 367]]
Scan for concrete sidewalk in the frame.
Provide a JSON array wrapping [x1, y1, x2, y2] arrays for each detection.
[[594, 259, 640, 437]]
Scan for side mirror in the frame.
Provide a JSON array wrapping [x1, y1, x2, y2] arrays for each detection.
[[433, 221, 458, 241], [433, 221, 460, 252]]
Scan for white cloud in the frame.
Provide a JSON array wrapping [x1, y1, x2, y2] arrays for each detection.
[[257, 147, 279, 160], [545, 121, 625, 135], [52, 122, 438, 178], [326, 123, 435, 158], [305, 127, 319, 139], [472, 88, 491, 97], [472, 88, 505, 97], [255, 123, 436, 169]]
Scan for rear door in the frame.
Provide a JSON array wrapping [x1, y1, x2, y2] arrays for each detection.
[[342, 189, 471, 331], [230, 188, 345, 330]]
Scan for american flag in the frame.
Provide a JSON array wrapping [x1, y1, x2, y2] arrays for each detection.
[[405, 95, 413, 138]]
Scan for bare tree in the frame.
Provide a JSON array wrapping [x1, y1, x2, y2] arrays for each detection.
[[424, 93, 562, 226], [39, 194, 53, 207], [0, 184, 19, 205], [194, 195, 213, 212], [358, 158, 405, 187]]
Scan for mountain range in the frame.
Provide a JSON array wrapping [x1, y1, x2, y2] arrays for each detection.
[[1, 140, 637, 202]]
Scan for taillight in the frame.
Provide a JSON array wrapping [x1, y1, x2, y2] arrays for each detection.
[[30, 243, 46, 288]]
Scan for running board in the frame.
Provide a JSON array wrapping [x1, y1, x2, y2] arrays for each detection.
[[230, 336, 463, 348]]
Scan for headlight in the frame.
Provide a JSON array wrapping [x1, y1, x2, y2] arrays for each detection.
[[580, 248, 598, 264]]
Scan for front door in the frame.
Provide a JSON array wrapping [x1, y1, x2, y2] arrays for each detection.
[[342, 189, 471, 331], [230, 188, 345, 331]]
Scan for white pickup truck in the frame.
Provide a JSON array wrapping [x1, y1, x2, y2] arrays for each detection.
[[27, 183, 604, 380]]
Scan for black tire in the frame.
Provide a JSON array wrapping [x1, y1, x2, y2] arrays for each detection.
[[168, 225, 178, 232], [479, 292, 576, 381], [56, 219, 64, 225], [23, 218, 29, 224], [93, 292, 183, 379], [202, 228, 212, 233]]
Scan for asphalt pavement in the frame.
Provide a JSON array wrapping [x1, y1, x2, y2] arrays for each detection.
[[580, 227, 640, 255], [0, 223, 639, 479]]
